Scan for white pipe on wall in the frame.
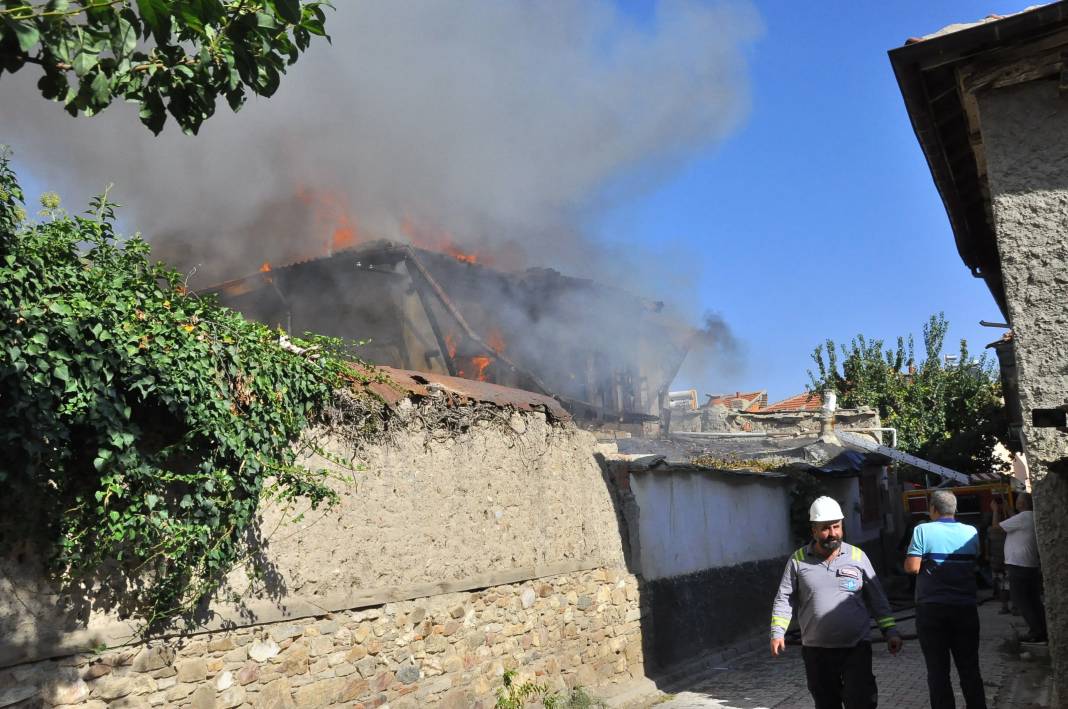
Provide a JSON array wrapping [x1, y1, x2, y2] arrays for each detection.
[[837, 427, 898, 448]]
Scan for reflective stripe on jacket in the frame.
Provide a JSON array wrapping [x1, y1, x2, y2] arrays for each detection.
[[770, 542, 897, 648]]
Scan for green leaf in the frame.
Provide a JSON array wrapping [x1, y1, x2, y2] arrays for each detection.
[[113, 17, 138, 58], [272, 0, 302, 25], [176, 3, 205, 33], [224, 87, 245, 112], [37, 72, 70, 102], [255, 12, 279, 30], [135, 0, 170, 34], [72, 50, 99, 78], [3, 19, 40, 54], [90, 70, 111, 105], [139, 89, 166, 134]]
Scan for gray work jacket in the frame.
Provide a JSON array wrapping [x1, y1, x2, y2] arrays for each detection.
[[770, 542, 898, 648]]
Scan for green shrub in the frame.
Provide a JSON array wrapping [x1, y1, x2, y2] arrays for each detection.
[[0, 148, 359, 629], [495, 669, 605, 709]]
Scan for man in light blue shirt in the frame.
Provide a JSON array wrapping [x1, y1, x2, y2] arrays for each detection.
[[906, 490, 986, 709]]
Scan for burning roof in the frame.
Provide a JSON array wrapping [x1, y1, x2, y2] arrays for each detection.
[[206, 240, 696, 423]]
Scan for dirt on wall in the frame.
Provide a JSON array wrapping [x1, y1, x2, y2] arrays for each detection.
[[238, 394, 628, 599]]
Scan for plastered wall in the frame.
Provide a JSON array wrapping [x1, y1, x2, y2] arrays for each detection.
[[980, 78, 1068, 698]]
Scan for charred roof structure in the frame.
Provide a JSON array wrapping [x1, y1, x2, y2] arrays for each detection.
[[206, 240, 695, 425]]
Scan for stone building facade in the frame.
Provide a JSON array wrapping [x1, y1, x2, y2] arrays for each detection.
[[891, 4, 1068, 699]]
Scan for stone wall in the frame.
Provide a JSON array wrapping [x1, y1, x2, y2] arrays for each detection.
[[980, 78, 1068, 700], [732, 408, 879, 436], [3, 404, 628, 665], [0, 568, 643, 708], [241, 407, 628, 600], [669, 406, 879, 436]]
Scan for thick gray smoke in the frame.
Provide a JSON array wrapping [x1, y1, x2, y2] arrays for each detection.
[[673, 311, 745, 398], [1, 0, 758, 388]]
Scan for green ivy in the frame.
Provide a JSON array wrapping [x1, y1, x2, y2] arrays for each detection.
[[0, 148, 356, 628], [0, 1, 332, 134]]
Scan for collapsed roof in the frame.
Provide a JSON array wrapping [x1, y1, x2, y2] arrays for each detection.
[[205, 240, 696, 423]]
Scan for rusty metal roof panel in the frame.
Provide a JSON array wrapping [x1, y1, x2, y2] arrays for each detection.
[[357, 365, 570, 421]]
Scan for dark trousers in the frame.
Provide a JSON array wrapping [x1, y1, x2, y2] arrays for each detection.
[[916, 603, 987, 709], [1007, 565, 1047, 640], [801, 641, 877, 709]]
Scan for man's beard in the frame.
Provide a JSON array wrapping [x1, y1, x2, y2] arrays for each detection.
[[820, 537, 841, 551]]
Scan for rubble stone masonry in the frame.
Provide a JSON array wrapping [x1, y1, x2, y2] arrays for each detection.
[[0, 568, 644, 708]]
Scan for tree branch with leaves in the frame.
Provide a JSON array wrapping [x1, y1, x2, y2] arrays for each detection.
[[0, 0, 332, 134], [808, 313, 1008, 476]]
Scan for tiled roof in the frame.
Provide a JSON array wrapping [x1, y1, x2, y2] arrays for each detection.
[[706, 390, 767, 409], [985, 331, 1014, 349], [760, 391, 822, 413]]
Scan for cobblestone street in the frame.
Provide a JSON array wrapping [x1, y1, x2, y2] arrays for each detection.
[[650, 601, 1043, 708]]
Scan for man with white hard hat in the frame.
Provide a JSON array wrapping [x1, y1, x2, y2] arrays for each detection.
[[770, 496, 902, 709]]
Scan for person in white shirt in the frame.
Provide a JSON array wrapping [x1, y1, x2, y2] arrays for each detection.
[[992, 492, 1046, 642]]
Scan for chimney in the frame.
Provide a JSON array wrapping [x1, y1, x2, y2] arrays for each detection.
[[819, 389, 837, 439]]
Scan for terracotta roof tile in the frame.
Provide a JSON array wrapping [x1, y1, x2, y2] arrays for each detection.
[[706, 390, 766, 408], [760, 391, 822, 413]]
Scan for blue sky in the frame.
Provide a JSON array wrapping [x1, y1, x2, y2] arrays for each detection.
[[602, 0, 1032, 402]]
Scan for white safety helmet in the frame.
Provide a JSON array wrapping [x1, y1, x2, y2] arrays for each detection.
[[809, 496, 844, 523]]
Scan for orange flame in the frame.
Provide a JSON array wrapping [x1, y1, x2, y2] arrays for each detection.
[[486, 329, 506, 354], [401, 218, 486, 266], [447, 246, 478, 264], [296, 187, 362, 255], [260, 262, 272, 273], [471, 355, 492, 381], [443, 334, 493, 382]]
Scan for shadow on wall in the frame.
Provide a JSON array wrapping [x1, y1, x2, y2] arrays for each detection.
[[591, 454, 786, 675], [0, 516, 292, 667]]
